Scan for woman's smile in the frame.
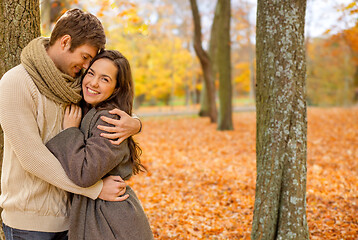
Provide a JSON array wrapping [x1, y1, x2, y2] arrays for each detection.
[[86, 87, 100, 95]]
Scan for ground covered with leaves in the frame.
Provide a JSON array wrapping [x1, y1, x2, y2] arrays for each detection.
[[128, 107, 357, 239]]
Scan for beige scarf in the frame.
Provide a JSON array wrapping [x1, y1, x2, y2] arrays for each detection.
[[20, 37, 82, 104]]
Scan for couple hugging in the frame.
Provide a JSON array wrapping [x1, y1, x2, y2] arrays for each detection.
[[0, 8, 154, 240]]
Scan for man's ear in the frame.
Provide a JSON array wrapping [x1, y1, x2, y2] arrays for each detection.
[[59, 34, 72, 50]]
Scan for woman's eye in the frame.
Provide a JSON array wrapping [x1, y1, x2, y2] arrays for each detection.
[[87, 71, 94, 76], [102, 78, 109, 82], [83, 56, 88, 60]]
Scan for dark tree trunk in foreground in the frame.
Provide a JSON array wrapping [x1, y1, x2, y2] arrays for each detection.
[[216, 0, 233, 130], [0, 0, 40, 76], [189, 0, 218, 123], [0, 1, 40, 238], [252, 1, 309, 239]]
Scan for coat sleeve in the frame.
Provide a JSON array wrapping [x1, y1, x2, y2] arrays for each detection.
[[46, 110, 131, 188], [0, 67, 102, 199]]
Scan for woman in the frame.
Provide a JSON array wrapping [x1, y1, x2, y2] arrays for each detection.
[[46, 50, 154, 240]]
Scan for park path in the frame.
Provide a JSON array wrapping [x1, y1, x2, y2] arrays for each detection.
[[136, 106, 256, 117]]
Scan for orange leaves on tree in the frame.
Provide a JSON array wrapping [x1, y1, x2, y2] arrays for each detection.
[[341, 2, 357, 12], [117, 7, 141, 24], [128, 108, 358, 239], [307, 35, 355, 105], [117, 9, 133, 18], [97, 0, 110, 17], [337, 1, 358, 19], [67, 0, 78, 5], [116, 1, 136, 8], [335, 1, 358, 60], [323, 29, 331, 35], [330, 25, 358, 66]]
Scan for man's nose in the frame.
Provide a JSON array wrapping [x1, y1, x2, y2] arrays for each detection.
[[83, 60, 91, 69]]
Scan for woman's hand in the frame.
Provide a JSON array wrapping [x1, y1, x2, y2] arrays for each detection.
[[63, 104, 82, 129], [98, 175, 129, 201]]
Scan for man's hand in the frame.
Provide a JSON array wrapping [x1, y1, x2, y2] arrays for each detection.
[[98, 175, 129, 201], [97, 108, 141, 145]]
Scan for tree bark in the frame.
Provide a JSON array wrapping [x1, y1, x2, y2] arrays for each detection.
[[189, 0, 217, 123], [252, 1, 309, 239], [217, 0, 233, 130], [0, 0, 40, 238]]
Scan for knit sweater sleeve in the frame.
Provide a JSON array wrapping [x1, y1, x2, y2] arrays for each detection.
[[0, 66, 102, 200], [46, 110, 131, 188]]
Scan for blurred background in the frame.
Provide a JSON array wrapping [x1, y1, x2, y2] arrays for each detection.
[[40, 0, 358, 111]]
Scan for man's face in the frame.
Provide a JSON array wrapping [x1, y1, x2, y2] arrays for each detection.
[[58, 44, 98, 78]]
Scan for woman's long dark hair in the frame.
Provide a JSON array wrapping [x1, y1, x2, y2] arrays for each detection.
[[81, 50, 145, 175]]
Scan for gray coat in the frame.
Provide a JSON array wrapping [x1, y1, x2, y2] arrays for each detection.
[[46, 108, 154, 240]]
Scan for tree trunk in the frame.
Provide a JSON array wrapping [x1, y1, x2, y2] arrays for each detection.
[[189, 0, 217, 123], [217, 0, 233, 130], [0, 0, 40, 238], [249, 43, 256, 100], [354, 65, 358, 102], [41, 0, 52, 34], [41, 0, 70, 35], [252, 1, 309, 239], [247, 9, 256, 101], [198, 82, 210, 116], [199, 1, 221, 117]]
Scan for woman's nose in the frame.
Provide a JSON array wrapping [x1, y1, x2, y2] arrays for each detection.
[[89, 78, 99, 87]]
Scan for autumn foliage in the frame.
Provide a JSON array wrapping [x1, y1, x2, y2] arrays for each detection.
[[127, 108, 358, 239]]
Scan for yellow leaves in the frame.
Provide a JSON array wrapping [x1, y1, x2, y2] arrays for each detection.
[[234, 62, 251, 93], [109, 35, 195, 103], [338, 1, 358, 16], [97, 0, 110, 17], [71, 0, 79, 4], [342, 2, 357, 11], [323, 29, 331, 35], [337, 1, 358, 26], [83, 0, 146, 35], [117, 8, 134, 17], [116, 7, 142, 24]]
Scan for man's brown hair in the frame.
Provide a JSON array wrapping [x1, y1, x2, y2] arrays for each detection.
[[49, 9, 106, 52]]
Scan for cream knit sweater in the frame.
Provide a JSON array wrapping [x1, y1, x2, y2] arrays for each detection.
[[0, 65, 103, 232]]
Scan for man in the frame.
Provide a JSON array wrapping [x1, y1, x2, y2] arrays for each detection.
[[0, 9, 141, 239]]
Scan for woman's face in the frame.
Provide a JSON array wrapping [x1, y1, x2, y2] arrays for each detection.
[[82, 58, 118, 107]]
